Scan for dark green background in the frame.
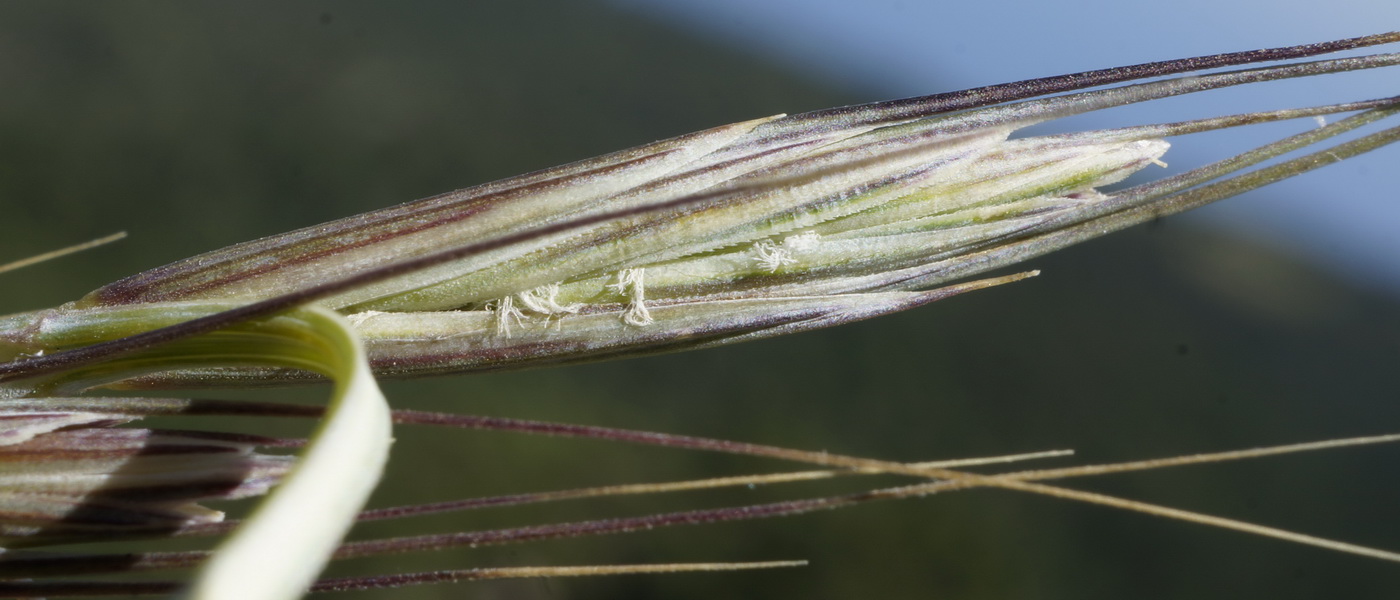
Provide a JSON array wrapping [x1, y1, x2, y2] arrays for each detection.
[[1, 2, 1397, 598]]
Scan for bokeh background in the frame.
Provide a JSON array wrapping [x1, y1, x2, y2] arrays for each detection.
[[1, 2, 1397, 599]]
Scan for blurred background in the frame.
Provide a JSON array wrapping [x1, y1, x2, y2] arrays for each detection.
[[0, 1, 1397, 599]]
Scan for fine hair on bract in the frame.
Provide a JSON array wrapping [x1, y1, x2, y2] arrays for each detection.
[[0, 31, 1398, 599]]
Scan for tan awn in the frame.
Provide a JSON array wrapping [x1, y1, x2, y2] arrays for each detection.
[[0, 32, 1398, 598]]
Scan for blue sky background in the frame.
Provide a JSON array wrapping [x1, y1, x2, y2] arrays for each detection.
[[608, 0, 1400, 293]]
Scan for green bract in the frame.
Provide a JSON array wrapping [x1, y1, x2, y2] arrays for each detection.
[[0, 32, 1397, 599], [2, 45, 1393, 384]]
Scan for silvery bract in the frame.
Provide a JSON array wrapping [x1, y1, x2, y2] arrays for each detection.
[[5, 35, 1398, 387], [0, 33, 1397, 599]]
